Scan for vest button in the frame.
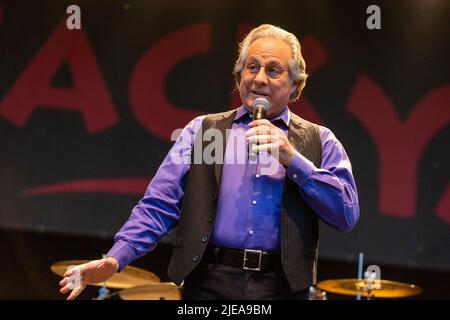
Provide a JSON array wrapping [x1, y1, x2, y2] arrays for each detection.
[[209, 216, 214, 222], [212, 194, 217, 200], [192, 255, 199, 262], [201, 235, 208, 243]]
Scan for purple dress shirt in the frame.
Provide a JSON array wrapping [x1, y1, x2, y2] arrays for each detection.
[[107, 106, 359, 270]]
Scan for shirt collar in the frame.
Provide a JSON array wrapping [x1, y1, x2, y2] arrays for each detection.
[[234, 105, 291, 126]]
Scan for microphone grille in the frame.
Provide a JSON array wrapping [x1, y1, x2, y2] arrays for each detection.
[[253, 97, 270, 111]]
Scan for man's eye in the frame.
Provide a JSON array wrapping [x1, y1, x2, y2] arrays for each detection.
[[267, 67, 281, 76], [247, 64, 259, 72]]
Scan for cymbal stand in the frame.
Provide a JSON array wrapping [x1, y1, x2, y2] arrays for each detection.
[[93, 283, 110, 300]]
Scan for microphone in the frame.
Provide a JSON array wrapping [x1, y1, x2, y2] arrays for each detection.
[[252, 97, 270, 120], [249, 97, 270, 160]]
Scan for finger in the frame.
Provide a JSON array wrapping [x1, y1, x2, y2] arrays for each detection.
[[60, 278, 76, 293], [60, 276, 79, 294], [247, 134, 279, 144], [59, 278, 67, 287], [253, 141, 280, 153], [60, 285, 71, 294], [248, 119, 273, 128], [63, 269, 74, 278], [67, 285, 85, 301], [246, 125, 272, 137], [63, 265, 80, 277], [247, 134, 271, 143]]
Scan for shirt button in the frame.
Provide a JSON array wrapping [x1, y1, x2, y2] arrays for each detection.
[[252, 200, 257, 205], [192, 256, 199, 262], [255, 174, 260, 178], [293, 174, 298, 179], [201, 235, 208, 243], [248, 230, 254, 235]]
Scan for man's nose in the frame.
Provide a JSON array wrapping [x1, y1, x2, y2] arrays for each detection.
[[254, 66, 268, 84]]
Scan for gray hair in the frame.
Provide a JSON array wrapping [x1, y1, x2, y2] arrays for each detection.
[[234, 24, 308, 101]]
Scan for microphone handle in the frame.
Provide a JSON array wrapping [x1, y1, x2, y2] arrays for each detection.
[[253, 107, 266, 120], [250, 107, 266, 160]]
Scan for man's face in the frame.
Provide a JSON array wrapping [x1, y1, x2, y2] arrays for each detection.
[[239, 37, 297, 118]]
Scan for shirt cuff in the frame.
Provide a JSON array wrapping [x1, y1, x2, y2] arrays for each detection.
[[286, 152, 315, 187], [106, 241, 136, 272]]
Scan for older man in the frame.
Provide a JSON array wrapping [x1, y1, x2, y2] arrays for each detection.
[[59, 24, 359, 300]]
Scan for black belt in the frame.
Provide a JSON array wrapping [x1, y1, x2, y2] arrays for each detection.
[[203, 246, 282, 272]]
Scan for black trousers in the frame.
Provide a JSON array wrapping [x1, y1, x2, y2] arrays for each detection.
[[182, 262, 309, 300]]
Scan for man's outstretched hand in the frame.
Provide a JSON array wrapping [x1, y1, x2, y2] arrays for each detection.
[[59, 257, 119, 300]]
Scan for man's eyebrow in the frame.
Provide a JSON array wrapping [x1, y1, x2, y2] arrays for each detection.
[[245, 57, 259, 63], [266, 61, 283, 66], [246, 56, 283, 66]]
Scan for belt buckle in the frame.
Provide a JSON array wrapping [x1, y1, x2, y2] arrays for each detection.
[[243, 249, 263, 271]]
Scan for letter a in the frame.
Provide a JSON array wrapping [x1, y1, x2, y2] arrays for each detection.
[[366, 5, 381, 30], [66, 5, 81, 30]]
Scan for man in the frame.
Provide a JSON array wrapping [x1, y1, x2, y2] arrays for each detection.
[[59, 24, 359, 300]]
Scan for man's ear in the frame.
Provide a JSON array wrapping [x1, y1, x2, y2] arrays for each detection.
[[291, 80, 299, 94], [290, 80, 300, 100], [235, 72, 242, 90]]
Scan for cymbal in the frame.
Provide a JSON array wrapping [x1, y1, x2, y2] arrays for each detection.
[[51, 260, 160, 289], [119, 283, 181, 300], [316, 278, 422, 298]]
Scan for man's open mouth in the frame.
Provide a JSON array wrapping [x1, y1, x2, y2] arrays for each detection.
[[251, 90, 270, 97]]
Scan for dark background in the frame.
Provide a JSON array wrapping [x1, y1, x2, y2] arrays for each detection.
[[0, 0, 449, 299]]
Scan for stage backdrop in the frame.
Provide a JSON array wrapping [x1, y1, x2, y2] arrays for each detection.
[[0, 0, 449, 271]]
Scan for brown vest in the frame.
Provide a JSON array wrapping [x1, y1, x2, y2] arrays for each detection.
[[167, 109, 322, 292]]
